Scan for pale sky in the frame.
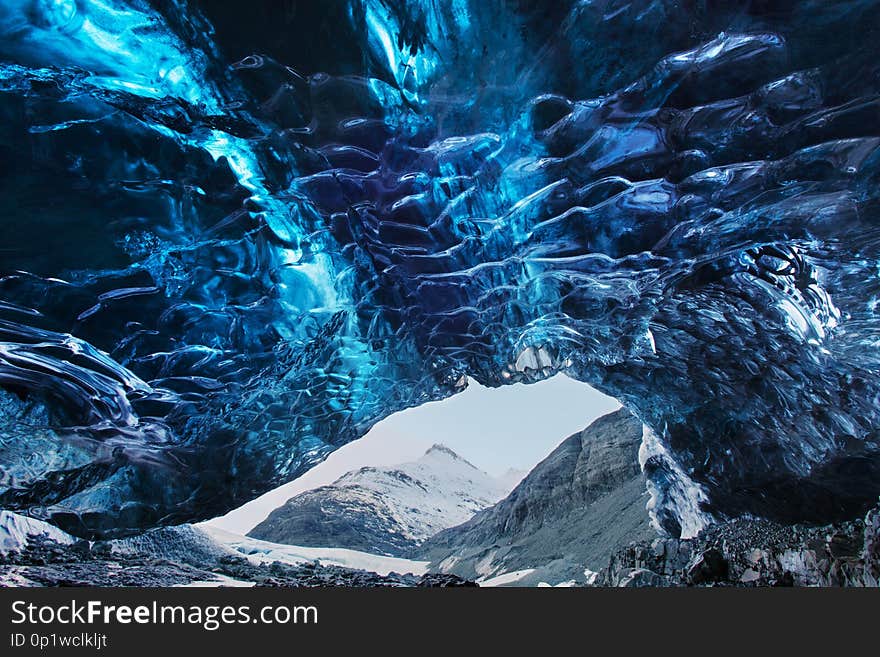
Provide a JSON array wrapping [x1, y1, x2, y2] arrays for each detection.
[[206, 374, 620, 534]]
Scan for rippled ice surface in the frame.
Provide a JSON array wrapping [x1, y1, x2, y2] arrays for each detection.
[[1, 1, 880, 537]]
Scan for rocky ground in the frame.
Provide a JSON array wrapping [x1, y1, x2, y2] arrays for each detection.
[[3, 506, 879, 587], [599, 503, 880, 587], [0, 535, 474, 587]]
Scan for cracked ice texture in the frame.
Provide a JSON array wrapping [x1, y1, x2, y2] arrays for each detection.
[[0, 0, 879, 537]]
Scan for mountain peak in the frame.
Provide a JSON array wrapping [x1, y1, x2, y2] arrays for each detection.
[[249, 443, 511, 556], [423, 444, 463, 459], [420, 444, 481, 471]]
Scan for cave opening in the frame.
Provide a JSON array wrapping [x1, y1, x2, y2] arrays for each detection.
[[208, 374, 620, 535]]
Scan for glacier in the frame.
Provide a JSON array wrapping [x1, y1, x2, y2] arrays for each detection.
[[1, 0, 880, 538]]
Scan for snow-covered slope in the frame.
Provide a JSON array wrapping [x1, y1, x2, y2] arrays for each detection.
[[204, 526, 429, 576], [248, 445, 513, 556], [0, 511, 75, 555]]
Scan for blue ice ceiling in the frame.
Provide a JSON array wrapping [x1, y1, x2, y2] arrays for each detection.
[[1, 0, 880, 537]]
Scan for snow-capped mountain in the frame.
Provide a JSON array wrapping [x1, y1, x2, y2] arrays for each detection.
[[247, 445, 513, 556]]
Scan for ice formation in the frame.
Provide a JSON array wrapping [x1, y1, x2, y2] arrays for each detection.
[[1, 1, 879, 537]]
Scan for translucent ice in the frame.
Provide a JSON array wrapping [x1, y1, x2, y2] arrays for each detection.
[[1, 1, 879, 537]]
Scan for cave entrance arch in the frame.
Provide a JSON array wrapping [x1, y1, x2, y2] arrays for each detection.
[[209, 374, 619, 535]]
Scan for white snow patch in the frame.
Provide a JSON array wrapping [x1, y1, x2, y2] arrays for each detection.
[[474, 549, 501, 577], [537, 580, 578, 587], [583, 568, 599, 586], [0, 511, 75, 554], [203, 526, 429, 576], [175, 573, 256, 588], [639, 424, 712, 538], [477, 568, 536, 587]]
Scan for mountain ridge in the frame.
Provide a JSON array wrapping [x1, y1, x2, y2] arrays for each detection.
[[416, 408, 658, 585], [248, 444, 512, 556]]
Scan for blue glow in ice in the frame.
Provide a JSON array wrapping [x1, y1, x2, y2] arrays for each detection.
[[1, 0, 880, 537]]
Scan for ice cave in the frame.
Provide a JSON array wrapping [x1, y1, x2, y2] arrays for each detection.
[[1, 0, 879, 542]]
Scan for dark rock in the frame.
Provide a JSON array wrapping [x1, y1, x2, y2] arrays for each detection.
[[686, 548, 729, 585], [770, 572, 794, 587], [616, 568, 665, 587], [598, 502, 880, 587], [416, 573, 478, 587], [418, 409, 657, 585], [827, 531, 861, 559], [0, 527, 477, 588]]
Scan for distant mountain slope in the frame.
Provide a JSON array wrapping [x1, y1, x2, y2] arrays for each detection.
[[417, 409, 657, 585], [248, 445, 511, 556]]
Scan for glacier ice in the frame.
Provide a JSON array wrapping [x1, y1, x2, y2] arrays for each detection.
[[1, 0, 880, 537]]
